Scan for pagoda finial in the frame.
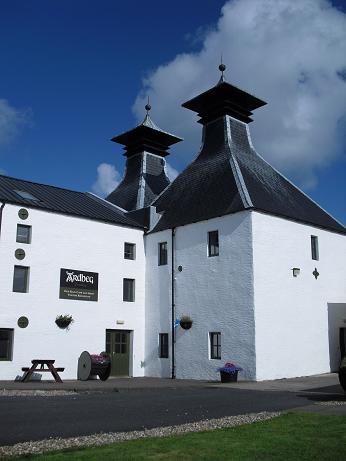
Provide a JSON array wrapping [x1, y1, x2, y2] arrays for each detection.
[[218, 55, 226, 84], [145, 96, 151, 115]]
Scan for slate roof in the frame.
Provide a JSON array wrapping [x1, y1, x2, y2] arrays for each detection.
[[111, 113, 182, 158], [0, 174, 144, 228], [106, 153, 170, 211], [106, 111, 181, 211], [151, 81, 346, 235]]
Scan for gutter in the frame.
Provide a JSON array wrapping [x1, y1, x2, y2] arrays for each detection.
[[0, 202, 5, 240], [171, 227, 176, 379]]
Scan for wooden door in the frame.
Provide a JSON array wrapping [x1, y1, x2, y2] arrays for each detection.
[[106, 330, 130, 377]]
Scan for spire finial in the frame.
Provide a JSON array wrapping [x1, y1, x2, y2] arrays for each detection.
[[218, 54, 226, 82], [145, 96, 151, 115]]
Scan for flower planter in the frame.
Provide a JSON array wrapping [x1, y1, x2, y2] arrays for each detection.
[[180, 321, 192, 330], [220, 371, 238, 383], [180, 316, 193, 330], [55, 315, 73, 330]]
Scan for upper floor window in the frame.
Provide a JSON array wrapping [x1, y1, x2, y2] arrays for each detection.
[[158, 242, 168, 266], [124, 242, 136, 260], [16, 224, 31, 244], [210, 332, 221, 360], [159, 333, 169, 358], [13, 266, 29, 293], [311, 236, 319, 261], [123, 278, 135, 302], [0, 329, 14, 361], [208, 231, 219, 257]]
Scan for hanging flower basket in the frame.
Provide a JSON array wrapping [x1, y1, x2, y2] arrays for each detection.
[[180, 315, 193, 330], [55, 314, 74, 330]]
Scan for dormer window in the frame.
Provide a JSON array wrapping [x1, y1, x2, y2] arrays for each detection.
[[14, 190, 40, 201]]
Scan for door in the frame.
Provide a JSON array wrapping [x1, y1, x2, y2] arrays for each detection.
[[106, 330, 130, 377]]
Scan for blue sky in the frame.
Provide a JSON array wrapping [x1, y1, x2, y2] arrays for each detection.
[[0, 0, 345, 224]]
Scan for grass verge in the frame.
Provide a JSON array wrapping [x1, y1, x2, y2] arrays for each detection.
[[6, 412, 346, 461]]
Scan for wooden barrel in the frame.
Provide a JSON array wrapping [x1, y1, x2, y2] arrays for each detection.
[[78, 351, 111, 381]]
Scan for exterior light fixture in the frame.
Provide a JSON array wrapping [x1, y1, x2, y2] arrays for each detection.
[[292, 267, 300, 277]]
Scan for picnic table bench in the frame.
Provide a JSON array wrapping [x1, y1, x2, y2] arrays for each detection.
[[21, 359, 64, 383]]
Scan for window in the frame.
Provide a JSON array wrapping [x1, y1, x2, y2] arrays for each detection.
[[14, 190, 40, 201], [158, 242, 168, 266], [0, 329, 14, 361], [16, 224, 31, 244], [311, 236, 319, 261], [208, 231, 219, 257], [159, 333, 169, 358], [123, 278, 135, 302], [13, 266, 29, 293], [210, 332, 221, 359], [124, 242, 136, 260]]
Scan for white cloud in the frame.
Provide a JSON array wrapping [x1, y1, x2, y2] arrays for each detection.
[[165, 162, 179, 181], [133, 0, 346, 189], [92, 163, 121, 197], [0, 99, 30, 146]]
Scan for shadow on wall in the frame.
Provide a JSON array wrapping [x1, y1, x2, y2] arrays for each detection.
[[328, 303, 346, 371]]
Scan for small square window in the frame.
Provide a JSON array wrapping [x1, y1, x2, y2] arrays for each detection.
[[208, 231, 219, 257], [123, 278, 135, 302], [0, 329, 14, 361], [158, 242, 168, 266], [16, 224, 31, 244], [13, 266, 29, 293], [124, 242, 136, 260], [159, 333, 169, 358], [311, 236, 319, 261], [210, 332, 221, 360]]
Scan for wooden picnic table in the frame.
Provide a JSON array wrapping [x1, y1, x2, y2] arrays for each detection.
[[21, 359, 64, 383]]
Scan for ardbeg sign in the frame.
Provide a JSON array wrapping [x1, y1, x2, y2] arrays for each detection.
[[59, 268, 98, 301]]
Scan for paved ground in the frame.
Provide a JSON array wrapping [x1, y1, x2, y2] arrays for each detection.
[[0, 373, 345, 446], [1, 372, 342, 392]]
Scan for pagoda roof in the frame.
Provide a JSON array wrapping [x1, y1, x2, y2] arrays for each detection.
[[112, 114, 182, 157]]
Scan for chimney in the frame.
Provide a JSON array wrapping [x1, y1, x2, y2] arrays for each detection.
[[106, 103, 182, 211]]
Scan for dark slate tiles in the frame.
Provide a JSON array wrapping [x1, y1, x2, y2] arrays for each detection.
[[0, 174, 143, 229]]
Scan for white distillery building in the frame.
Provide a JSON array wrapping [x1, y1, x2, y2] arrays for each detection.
[[1, 67, 345, 381]]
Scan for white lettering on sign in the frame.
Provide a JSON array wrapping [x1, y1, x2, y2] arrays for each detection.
[[65, 271, 94, 284]]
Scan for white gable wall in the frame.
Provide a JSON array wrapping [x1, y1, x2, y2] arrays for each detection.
[[0, 203, 145, 380], [145, 211, 256, 380], [252, 211, 346, 381]]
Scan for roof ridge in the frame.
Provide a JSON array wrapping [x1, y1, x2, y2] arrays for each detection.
[[225, 116, 253, 209], [0, 173, 86, 195]]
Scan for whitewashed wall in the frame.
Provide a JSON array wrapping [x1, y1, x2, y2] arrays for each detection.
[[0, 203, 145, 380], [252, 211, 346, 380], [144, 229, 172, 378], [145, 211, 256, 380]]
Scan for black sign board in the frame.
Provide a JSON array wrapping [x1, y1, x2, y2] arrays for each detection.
[[59, 268, 98, 302]]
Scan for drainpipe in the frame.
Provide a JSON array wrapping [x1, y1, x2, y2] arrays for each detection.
[[0, 202, 5, 240], [171, 227, 176, 379]]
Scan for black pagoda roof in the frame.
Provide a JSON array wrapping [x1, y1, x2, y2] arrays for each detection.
[[112, 113, 182, 157]]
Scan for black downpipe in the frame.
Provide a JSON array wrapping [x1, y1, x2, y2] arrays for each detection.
[[0, 202, 5, 240], [171, 227, 176, 379]]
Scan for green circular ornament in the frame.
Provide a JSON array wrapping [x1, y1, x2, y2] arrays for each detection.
[[18, 316, 29, 328], [18, 208, 29, 220], [15, 248, 26, 260]]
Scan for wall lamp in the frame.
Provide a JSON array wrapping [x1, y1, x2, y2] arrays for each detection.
[[292, 267, 300, 277]]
